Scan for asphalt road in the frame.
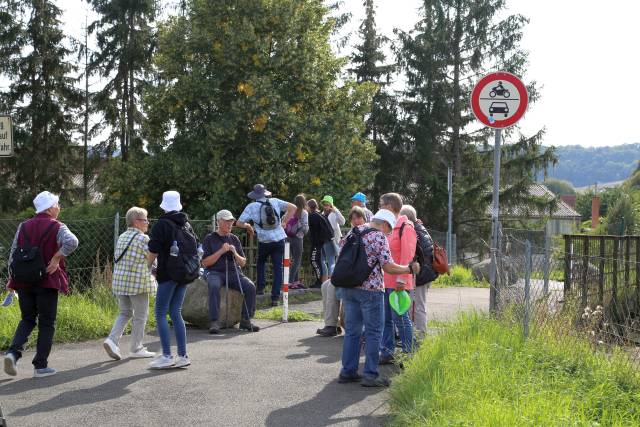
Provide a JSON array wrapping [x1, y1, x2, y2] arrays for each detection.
[[0, 287, 488, 426]]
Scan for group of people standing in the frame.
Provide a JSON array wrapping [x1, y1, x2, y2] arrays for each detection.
[[3, 185, 436, 387]]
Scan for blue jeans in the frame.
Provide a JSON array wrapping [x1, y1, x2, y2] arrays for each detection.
[[337, 287, 384, 380], [321, 241, 338, 277], [155, 281, 188, 357], [381, 288, 415, 357], [257, 239, 285, 301]]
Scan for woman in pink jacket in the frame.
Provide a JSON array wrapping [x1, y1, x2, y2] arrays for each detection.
[[378, 193, 417, 364]]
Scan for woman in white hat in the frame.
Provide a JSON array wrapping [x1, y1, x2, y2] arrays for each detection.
[[3, 191, 79, 378]]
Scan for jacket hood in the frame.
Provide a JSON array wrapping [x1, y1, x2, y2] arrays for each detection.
[[161, 211, 189, 226]]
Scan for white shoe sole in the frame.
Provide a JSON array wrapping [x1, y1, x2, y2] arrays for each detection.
[[130, 352, 156, 359], [33, 371, 57, 378], [149, 363, 175, 370], [4, 356, 17, 376], [103, 341, 122, 361], [174, 360, 191, 368]]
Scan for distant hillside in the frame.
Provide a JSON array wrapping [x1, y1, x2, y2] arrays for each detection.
[[541, 144, 640, 188]]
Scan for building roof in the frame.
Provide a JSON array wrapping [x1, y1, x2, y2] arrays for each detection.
[[492, 184, 581, 220]]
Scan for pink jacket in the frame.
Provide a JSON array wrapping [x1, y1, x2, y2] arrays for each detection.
[[384, 215, 417, 290]]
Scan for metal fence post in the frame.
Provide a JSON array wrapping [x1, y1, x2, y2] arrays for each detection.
[[114, 212, 120, 255], [543, 222, 550, 296], [524, 240, 531, 340]]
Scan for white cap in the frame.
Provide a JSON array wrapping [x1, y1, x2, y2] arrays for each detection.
[[372, 209, 396, 230], [160, 191, 182, 212], [33, 191, 59, 214], [216, 209, 235, 221]]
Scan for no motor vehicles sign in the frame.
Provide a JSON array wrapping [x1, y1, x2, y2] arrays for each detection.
[[471, 72, 528, 128], [0, 116, 13, 157]]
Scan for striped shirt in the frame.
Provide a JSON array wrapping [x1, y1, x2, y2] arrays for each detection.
[[112, 228, 157, 296]]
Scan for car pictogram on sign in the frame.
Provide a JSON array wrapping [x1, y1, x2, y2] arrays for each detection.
[[489, 102, 509, 117]]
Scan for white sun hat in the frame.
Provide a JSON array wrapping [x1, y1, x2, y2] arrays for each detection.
[[33, 191, 60, 214], [372, 209, 397, 230], [159, 191, 182, 212]]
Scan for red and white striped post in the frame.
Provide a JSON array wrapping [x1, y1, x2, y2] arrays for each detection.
[[282, 241, 290, 322]]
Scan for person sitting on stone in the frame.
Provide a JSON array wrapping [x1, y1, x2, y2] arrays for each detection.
[[202, 210, 260, 334]]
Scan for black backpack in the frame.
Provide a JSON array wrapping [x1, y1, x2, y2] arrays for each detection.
[[400, 222, 438, 286], [257, 200, 280, 230], [10, 222, 57, 285], [315, 212, 334, 243], [165, 220, 200, 284], [331, 227, 377, 288]]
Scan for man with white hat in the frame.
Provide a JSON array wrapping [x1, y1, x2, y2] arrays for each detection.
[[335, 208, 420, 388], [201, 209, 260, 334], [236, 184, 296, 306], [3, 191, 79, 378]]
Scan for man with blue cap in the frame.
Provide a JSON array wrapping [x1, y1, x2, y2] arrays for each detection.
[[351, 192, 373, 222]]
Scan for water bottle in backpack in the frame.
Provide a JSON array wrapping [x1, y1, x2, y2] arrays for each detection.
[[170, 240, 179, 257]]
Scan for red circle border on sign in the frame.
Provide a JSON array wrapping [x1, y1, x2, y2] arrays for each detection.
[[470, 71, 529, 128]]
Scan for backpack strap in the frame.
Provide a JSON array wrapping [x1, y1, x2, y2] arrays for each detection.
[[18, 221, 57, 250], [115, 231, 141, 264]]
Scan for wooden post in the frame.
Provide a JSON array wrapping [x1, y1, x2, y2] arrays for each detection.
[[581, 235, 589, 308], [599, 236, 605, 305], [624, 236, 631, 288], [564, 235, 572, 293]]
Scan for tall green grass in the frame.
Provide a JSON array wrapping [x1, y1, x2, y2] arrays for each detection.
[[431, 265, 489, 288], [390, 313, 640, 426], [0, 283, 156, 350]]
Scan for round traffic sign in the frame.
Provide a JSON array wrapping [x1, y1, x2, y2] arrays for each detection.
[[471, 72, 528, 128]]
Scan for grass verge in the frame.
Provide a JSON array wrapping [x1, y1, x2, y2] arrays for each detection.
[[390, 313, 640, 426], [431, 265, 489, 288], [0, 284, 156, 351], [254, 307, 320, 322]]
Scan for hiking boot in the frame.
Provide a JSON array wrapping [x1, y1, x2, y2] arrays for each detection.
[[239, 320, 260, 332], [316, 326, 339, 337], [4, 353, 17, 376], [209, 321, 221, 334], [338, 373, 362, 384], [33, 367, 57, 378], [378, 355, 395, 365], [103, 338, 122, 360], [361, 376, 390, 387], [174, 355, 191, 368]]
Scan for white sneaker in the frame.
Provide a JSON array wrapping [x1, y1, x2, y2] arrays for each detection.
[[130, 347, 156, 358], [174, 355, 191, 368], [33, 367, 57, 378], [149, 355, 175, 369], [4, 353, 17, 376], [103, 338, 122, 361]]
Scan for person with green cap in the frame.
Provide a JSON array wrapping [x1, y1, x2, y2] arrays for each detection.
[[321, 195, 345, 277]]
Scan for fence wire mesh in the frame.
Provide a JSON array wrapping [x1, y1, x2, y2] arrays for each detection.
[[493, 227, 640, 371]]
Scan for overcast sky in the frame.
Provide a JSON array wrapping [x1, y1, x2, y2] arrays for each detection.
[[59, 0, 640, 148]]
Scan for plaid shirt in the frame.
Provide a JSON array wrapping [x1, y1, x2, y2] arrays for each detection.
[[112, 228, 157, 296]]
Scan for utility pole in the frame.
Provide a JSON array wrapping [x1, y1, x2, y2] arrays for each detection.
[[447, 166, 453, 264], [83, 14, 89, 203]]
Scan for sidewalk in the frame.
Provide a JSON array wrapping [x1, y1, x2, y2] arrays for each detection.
[[0, 287, 488, 426]]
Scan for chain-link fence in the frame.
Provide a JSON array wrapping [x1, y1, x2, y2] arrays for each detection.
[[492, 226, 640, 370]]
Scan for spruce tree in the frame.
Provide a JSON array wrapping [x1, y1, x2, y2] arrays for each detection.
[[349, 0, 399, 204], [395, 0, 556, 250], [0, 0, 81, 211], [86, 0, 157, 161]]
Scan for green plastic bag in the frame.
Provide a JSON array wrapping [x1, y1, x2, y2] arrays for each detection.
[[389, 290, 411, 316]]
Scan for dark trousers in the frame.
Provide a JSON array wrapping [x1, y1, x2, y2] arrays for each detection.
[[256, 239, 285, 301], [206, 271, 256, 320], [310, 243, 324, 285], [8, 287, 59, 369]]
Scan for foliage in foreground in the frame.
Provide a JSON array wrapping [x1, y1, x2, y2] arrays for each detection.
[[254, 307, 320, 322], [0, 283, 156, 351], [390, 313, 640, 426]]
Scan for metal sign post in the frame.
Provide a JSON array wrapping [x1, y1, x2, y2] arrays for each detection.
[[489, 128, 502, 313], [470, 71, 529, 313]]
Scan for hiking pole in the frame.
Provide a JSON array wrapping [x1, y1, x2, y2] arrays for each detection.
[[1, 403, 7, 427], [225, 257, 229, 328], [230, 256, 252, 326], [282, 241, 290, 323]]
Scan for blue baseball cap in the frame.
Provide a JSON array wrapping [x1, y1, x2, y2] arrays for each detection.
[[351, 192, 367, 203]]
